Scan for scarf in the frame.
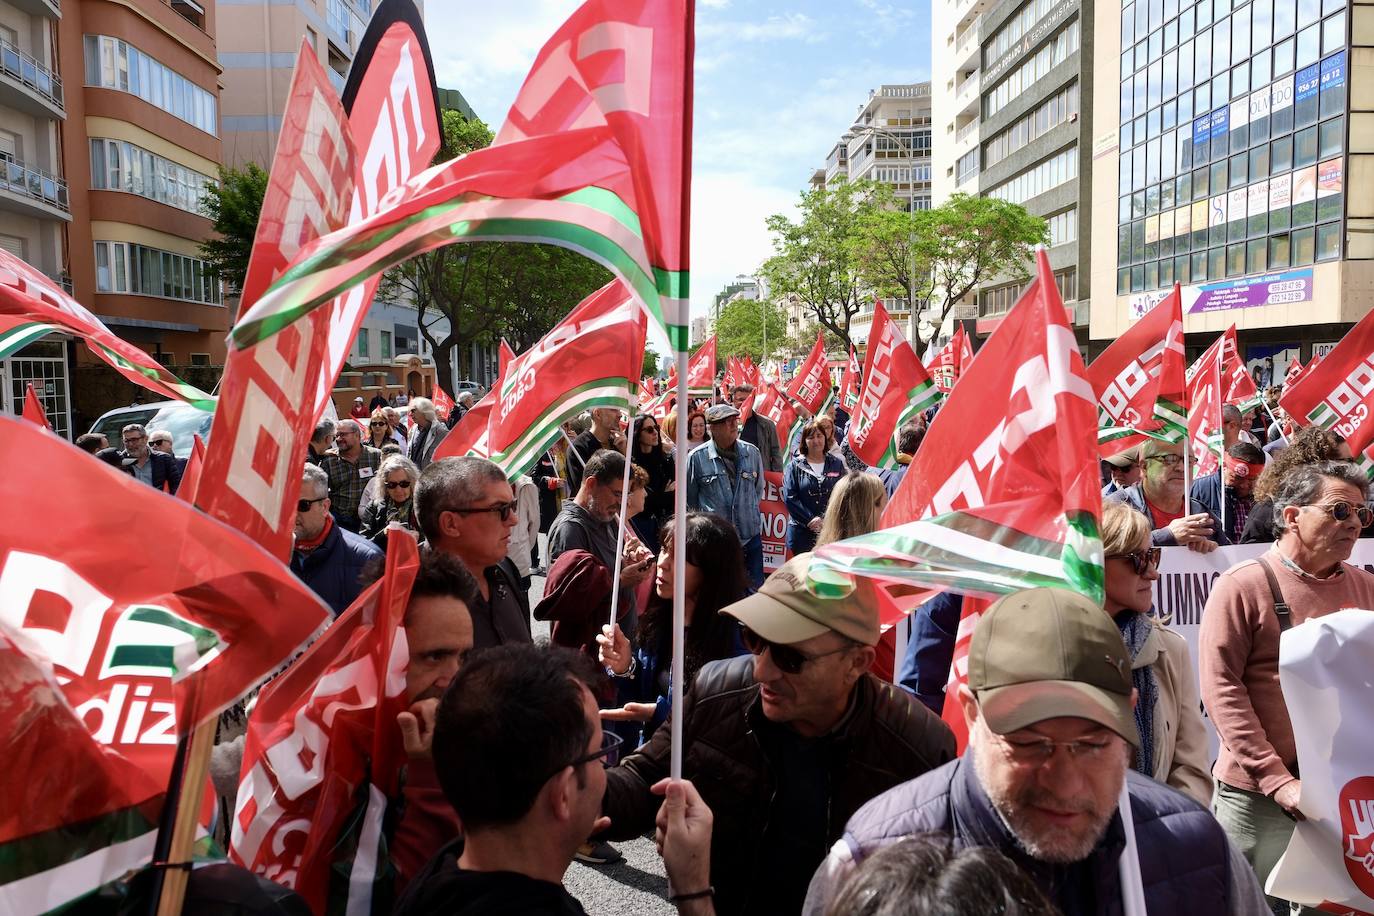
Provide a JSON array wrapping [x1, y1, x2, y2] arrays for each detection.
[[1115, 610, 1158, 778]]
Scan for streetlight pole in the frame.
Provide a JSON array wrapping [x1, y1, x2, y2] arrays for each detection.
[[850, 122, 923, 345]]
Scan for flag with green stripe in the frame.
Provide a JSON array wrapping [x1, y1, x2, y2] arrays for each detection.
[[1086, 284, 1186, 457], [847, 302, 939, 469]]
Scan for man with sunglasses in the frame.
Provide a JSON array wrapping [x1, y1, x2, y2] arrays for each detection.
[[290, 462, 382, 614], [1107, 438, 1228, 551], [415, 456, 531, 649], [805, 587, 1268, 916], [1201, 461, 1374, 910], [1189, 441, 1266, 543], [599, 554, 955, 916], [1101, 448, 1142, 497]]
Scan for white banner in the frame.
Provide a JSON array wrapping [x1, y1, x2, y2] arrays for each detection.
[[1267, 609, 1374, 913]]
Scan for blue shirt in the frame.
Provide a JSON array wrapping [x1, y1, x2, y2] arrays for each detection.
[[685, 437, 765, 540]]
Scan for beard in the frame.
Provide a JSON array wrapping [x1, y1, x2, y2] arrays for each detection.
[[970, 723, 1125, 865]]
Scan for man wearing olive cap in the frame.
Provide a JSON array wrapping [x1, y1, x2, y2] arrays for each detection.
[[803, 587, 1268, 916], [598, 554, 954, 916]]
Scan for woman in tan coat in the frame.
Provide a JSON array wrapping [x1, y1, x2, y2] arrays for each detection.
[[1101, 501, 1213, 804]]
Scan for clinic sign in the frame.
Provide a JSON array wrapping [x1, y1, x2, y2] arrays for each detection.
[[1189, 268, 1313, 314]]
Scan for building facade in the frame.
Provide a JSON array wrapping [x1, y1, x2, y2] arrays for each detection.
[[932, 0, 1091, 344], [1090, 0, 1368, 371]]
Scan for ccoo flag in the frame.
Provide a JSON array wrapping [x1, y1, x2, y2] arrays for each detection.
[[688, 335, 717, 396], [838, 344, 862, 413], [787, 330, 832, 416], [1280, 306, 1374, 456], [847, 301, 938, 468], [1086, 285, 1187, 453]]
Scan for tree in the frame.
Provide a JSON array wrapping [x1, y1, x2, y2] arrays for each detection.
[[199, 163, 269, 295], [759, 180, 878, 354], [713, 297, 787, 364], [642, 349, 659, 377], [912, 193, 1046, 336]]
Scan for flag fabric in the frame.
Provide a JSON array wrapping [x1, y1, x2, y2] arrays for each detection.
[[21, 382, 49, 430], [847, 302, 938, 468], [1281, 307, 1374, 455], [431, 384, 454, 419], [1187, 325, 1262, 410], [433, 387, 495, 461], [787, 331, 832, 416], [499, 339, 516, 375], [1085, 286, 1187, 452], [232, 0, 695, 355], [485, 280, 647, 474], [231, 531, 419, 913], [1284, 357, 1309, 389], [721, 356, 740, 395], [931, 325, 973, 395], [755, 381, 798, 457], [838, 345, 861, 414], [0, 254, 215, 410], [0, 418, 330, 837], [1266, 609, 1374, 913], [742, 355, 758, 385], [177, 434, 207, 505], [0, 621, 165, 914], [688, 335, 716, 396], [1186, 334, 1230, 477]]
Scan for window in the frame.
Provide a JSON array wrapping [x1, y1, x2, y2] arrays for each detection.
[[89, 139, 215, 214], [357, 328, 369, 359], [956, 149, 978, 185], [984, 19, 1080, 120], [984, 84, 1080, 169], [986, 146, 1078, 205], [190, 353, 211, 367], [83, 36, 217, 135], [1316, 221, 1341, 260], [93, 241, 221, 304], [380, 330, 392, 360], [1047, 209, 1077, 246]]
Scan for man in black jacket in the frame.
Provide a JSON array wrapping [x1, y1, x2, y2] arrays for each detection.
[[599, 554, 956, 916], [119, 423, 183, 494], [731, 384, 782, 473]]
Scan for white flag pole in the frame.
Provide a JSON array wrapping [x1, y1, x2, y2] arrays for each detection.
[[1117, 780, 1148, 916], [607, 411, 637, 634], [671, 349, 688, 781]]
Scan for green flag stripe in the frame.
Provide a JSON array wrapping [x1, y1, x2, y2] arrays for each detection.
[[0, 799, 158, 886], [128, 606, 220, 653], [0, 321, 60, 360], [491, 381, 632, 473]]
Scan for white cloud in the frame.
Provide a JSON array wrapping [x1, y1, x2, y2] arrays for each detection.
[[698, 12, 822, 43], [688, 171, 796, 321], [698, 0, 732, 8]]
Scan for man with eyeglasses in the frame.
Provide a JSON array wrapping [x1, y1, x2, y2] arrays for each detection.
[[1101, 448, 1142, 497], [599, 554, 955, 916], [1201, 460, 1374, 911], [805, 587, 1268, 916], [147, 428, 189, 477], [415, 456, 531, 649], [321, 418, 383, 532], [290, 462, 382, 615], [118, 422, 183, 494], [1107, 438, 1227, 552]]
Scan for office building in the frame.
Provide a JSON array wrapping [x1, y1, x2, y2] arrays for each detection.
[[1090, 0, 1368, 371], [932, 0, 1090, 344]]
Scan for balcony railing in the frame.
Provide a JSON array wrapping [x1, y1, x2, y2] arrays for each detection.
[[0, 155, 68, 213], [327, 0, 352, 46], [0, 38, 63, 111], [47, 273, 72, 294], [956, 118, 979, 143], [954, 14, 981, 62]]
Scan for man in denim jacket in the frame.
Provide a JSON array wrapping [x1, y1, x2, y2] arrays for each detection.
[[687, 404, 766, 587]]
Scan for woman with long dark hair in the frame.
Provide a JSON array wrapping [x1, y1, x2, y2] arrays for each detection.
[[599, 511, 748, 743], [630, 413, 675, 554]]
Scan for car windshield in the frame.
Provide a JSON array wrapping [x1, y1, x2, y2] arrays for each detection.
[[90, 404, 213, 459]]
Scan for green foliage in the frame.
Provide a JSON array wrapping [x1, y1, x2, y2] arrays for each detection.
[[642, 349, 659, 377], [438, 108, 494, 159], [714, 297, 786, 364], [199, 163, 269, 294]]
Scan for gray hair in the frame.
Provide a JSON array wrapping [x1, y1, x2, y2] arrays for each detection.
[[337, 419, 362, 436], [410, 397, 439, 424], [301, 462, 330, 499], [1272, 461, 1370, 534], [457, 391, 475, 406], [383, 406, 401, 425], [380, 454, 420, 484], [122, 423, 146, 437], [147, 428, 173, 446], [312, 418, 337, 444], [415, 456, 508, 543]]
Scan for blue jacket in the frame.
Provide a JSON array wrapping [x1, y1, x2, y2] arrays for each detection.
[[685, 438, 765, 541], [896, 591, 963, 714], [782, 452, 845, 532], [809, 758, 1268, 916], [291, 520, 383, 615], [877, 460, 910, 499], [1107, 482, 1230, 547]]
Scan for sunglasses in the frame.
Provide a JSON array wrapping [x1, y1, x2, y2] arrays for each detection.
[[1106, 547, 1162, 575], [370, 421, 388, 428], [297, 496, 328, 512], [384, 479, 412, 491], [448, 500, 518, 522], [740, 626, 851, 675], [1304, 501, 1374, 526]]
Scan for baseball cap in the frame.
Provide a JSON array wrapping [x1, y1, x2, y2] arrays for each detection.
[[705, 404, 740, 424], [721, 554, 880, 646], [969, 587, 1139, 746], [1103, 448, 1138, 468]]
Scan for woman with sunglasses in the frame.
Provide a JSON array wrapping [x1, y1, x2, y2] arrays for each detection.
[[630, 414, 675, 555], [361, 455, 420, 547], [598, 511, 749, 745], [365, 408, 400, 451], [1100, 501, 1212, 804]]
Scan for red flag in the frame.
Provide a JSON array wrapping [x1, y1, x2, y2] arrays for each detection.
[[0, 418, 330, 781], [499, 339, 516, 375], [1085, 286, 1187, 453], [21, 382, 48, 430], [431, 384, 455, 419], [755, 381, 798, 456], [930, 325, 974, 394], [231, 531, 419, 911], [1284, 357, 1308, 388], [177, 434, 207, 504], [742, 355, 759, 385], [811, 251, 1103, 752], [1186, 335, 1227, 477], [787, 331, 831, 416], [486, 281, 647, 472], [688, 335, 716, 396], [838, 344, 861, 413], [847, 303, 939, 468], [435, 387, 497, 461], [1188, 325, 1259, 407], [1281, 309, 1374, 452]]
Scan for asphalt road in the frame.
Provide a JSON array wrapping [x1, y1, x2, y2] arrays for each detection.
[[528, 547, 677, 916]]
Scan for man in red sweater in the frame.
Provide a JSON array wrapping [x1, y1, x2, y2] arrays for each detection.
[[1201, 460, 1374, 910]]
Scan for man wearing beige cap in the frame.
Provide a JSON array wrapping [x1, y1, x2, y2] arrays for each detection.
[[1101, 447, 1142, 497], [803, 587, 1268, 916], [598, 554, 954, 916]]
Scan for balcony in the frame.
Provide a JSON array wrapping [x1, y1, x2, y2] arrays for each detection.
[[954, 69, 980, 117], [8, 0, 60, 19], [953, 14, 981, 70], [0, 155, 69, 220], [0, 38, 63, 118], [327, 0, 353, 48], [955, 118, 979, 144], [47, 273, 72, 294]]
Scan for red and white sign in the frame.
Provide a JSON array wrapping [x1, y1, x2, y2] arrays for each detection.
[[760, 470, 788, 574]]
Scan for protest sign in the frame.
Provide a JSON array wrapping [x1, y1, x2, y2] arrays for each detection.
[[760, 470, 787, 574]]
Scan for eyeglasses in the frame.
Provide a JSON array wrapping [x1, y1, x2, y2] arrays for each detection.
[[122, 435, 145, 446], [1145, 453, 1187, 467], [1106, 547, 1162, 575], [447, 500, 518, 522], [370, 421, 388, 428], [1304, 501, 1374, 526], [998, 734, 1116, 765], [740, 626, 852, 675], [384, 480, 412, 491], [297, 496, 328, 512], [565, 730, 623, 771]]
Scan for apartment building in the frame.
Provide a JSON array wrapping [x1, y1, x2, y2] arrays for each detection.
[[932, 0, 1091, 345], [1089, 0, 1371, 373]]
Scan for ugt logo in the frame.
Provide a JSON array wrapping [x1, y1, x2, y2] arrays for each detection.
[[1340, 776, 1374, 897]]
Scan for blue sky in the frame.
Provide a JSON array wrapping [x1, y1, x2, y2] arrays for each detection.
[[428, 0, 930, 332]]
